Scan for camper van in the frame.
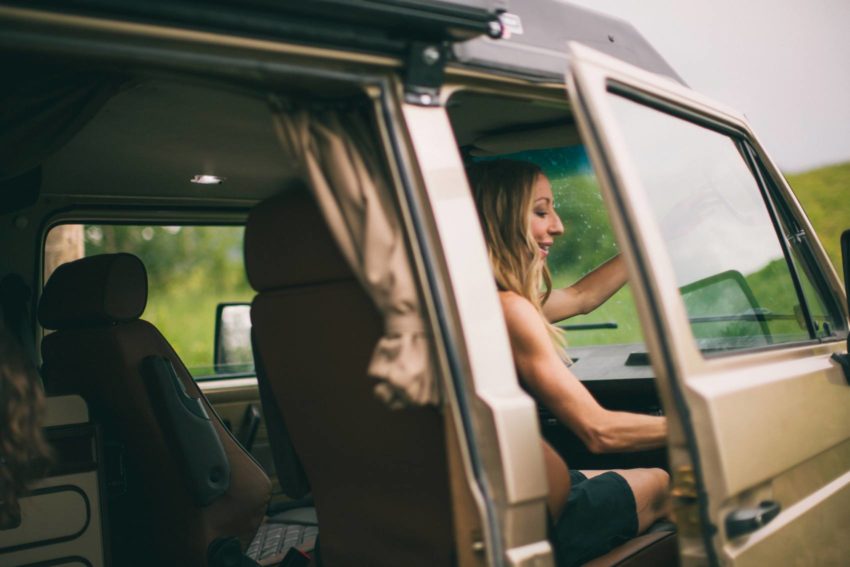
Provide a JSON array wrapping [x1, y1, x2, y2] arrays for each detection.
[[1, 1, 848, 566]]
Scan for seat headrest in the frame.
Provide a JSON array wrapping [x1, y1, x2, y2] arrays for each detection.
[[39, 253, 147, 330], [245, 184, 352, 291]]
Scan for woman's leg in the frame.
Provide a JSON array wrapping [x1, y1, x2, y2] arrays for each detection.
[[543, 441, 571, 520], [581, 468, 670, 533]]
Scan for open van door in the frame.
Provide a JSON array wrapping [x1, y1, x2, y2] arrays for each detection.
[[565, 43, 850, 565]]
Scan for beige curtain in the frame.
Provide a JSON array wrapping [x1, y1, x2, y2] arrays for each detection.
[[0, 64, 124, 181], [270, 101, 438, 408]]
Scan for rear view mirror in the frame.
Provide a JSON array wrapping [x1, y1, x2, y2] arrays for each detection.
[[214, 303, 254, 375]]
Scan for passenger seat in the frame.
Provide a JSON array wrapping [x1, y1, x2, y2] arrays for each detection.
[[39, 253, 275, 566]]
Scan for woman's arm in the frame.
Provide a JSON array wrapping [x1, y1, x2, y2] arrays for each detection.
[[542, 254, 627, 323], [501, 292, 666, 453]]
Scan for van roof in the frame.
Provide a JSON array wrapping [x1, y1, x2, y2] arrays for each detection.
[[4, 0, 683, 85], [455, 2, 684, 84]]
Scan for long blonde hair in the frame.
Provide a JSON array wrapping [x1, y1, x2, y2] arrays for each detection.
[[467, 160, 566, 349]]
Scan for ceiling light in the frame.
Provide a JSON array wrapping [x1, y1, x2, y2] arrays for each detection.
[[190, 174, 224, 185]]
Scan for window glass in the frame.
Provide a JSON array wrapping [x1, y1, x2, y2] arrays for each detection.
[[43, 224, 253, 379], [794, 254, 840, 337], [606, 92, 811, 352], [756, 164, 845, 338]]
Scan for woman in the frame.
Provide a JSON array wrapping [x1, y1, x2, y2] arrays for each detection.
[[467, 159, 669, 566]]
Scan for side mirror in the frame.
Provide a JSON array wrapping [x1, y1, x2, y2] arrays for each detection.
[[214, 303, 254, 375]]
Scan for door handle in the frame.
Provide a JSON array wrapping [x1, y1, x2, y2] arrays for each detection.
[[725, 500, 781, 538], [831, 349, 850, 385]]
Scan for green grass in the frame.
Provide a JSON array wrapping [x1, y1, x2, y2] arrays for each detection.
[[785, 162, 850, 281]]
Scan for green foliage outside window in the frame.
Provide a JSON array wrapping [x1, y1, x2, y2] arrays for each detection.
[[83, 225, 253, 375]]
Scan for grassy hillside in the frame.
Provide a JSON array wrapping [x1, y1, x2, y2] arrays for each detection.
[[785, 162, 850, 281]]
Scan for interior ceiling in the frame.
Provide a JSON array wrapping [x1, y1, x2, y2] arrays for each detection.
[[42, 80, 294, 203], [41, 80, 576, 204]]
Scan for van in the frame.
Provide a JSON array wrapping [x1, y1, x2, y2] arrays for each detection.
[[1, 1, 848, 566]]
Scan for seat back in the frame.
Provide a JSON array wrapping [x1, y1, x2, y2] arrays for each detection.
[[245, 187, 454, 566], [38, 253, 270, 567]]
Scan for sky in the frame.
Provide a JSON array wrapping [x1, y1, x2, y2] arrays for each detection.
[[566, 0, 850, 173]]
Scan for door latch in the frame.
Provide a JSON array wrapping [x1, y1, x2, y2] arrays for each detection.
[[725, 500, 781, 539], [831, 335, 850, 385]]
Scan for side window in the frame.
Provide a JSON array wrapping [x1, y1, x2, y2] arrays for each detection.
[[605, 91, 816, 352], [43, 223, 253, 379]]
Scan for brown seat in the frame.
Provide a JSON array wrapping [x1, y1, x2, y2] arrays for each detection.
[[39, 253, 271, 567], [582, 530, 678, 567], [245, 187, 454, 566]]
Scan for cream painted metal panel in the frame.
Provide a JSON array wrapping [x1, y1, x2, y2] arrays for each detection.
[[0, 472, 105, 566], [0, 396, 106, 566], [42, 395, 89, 427], [0, 487, 89, 547], [565, 42, 850, 565], [400, 103, 553, 567]]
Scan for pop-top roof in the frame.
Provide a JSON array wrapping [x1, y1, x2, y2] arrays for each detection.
[[3, 0, 682, 85]]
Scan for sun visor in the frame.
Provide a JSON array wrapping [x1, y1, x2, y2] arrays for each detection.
[[469, 124, 581, 157]]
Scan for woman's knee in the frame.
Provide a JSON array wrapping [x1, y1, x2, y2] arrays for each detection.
[[646, 468, 670, 495], [616, 468, 668, 504], [615, 468, 669, 532]]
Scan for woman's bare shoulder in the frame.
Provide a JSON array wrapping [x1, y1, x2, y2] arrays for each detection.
[[498, 291, 548, 343], [498, 290, 536, 317]]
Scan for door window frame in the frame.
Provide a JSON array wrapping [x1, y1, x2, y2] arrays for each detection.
[[566, 44, 847, 371], [565, 42, 850, 563]]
